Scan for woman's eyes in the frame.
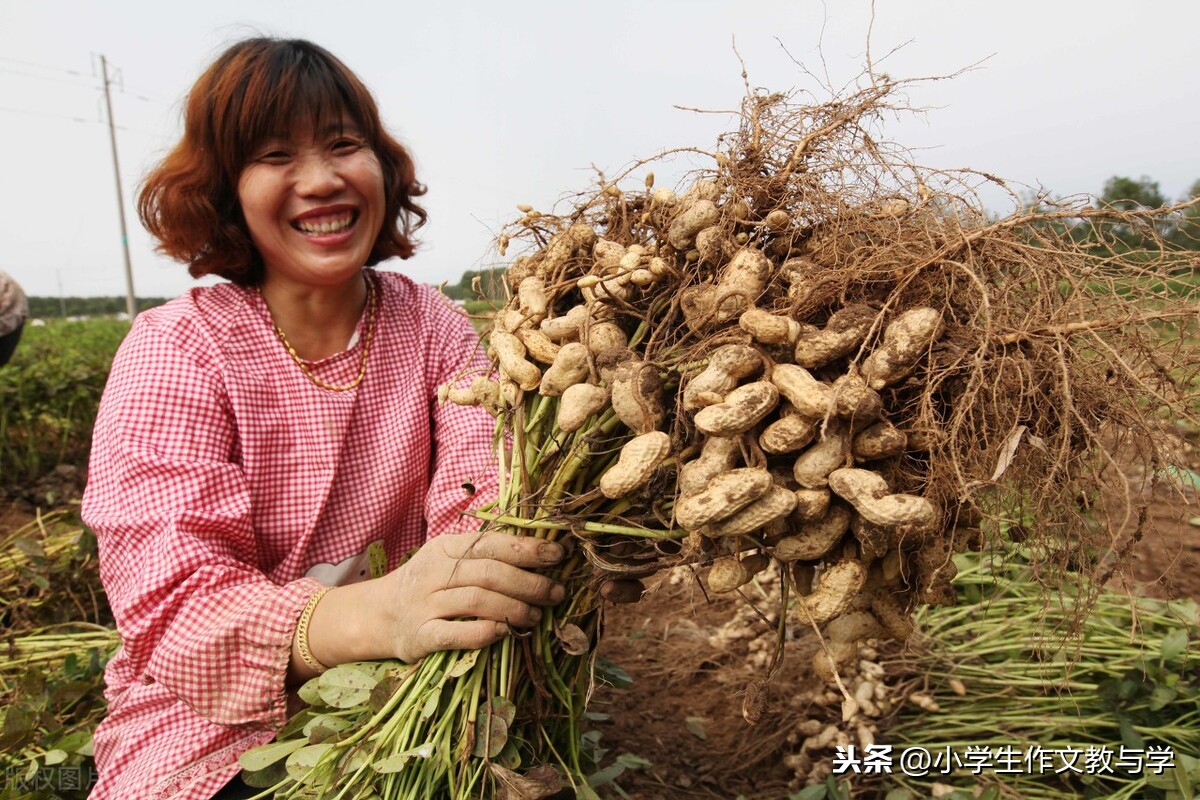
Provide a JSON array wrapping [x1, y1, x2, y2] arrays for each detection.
[[332, 138, 363, 154], [251, 137, 364, 164]]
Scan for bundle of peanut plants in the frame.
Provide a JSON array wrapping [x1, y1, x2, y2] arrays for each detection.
[[240, 75, 1200, 798]]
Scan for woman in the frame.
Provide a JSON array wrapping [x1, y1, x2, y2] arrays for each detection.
[[82, 38, 563, 799]]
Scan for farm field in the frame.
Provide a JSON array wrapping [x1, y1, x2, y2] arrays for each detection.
[[1, 313, 1198, 800]]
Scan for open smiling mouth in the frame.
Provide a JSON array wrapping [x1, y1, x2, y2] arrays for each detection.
[[292, 210, 358, 235]]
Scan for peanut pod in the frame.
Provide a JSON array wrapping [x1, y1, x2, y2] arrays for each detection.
[[584, 320, 628, 362], [437, 382, 477, 406], [797, 559, 866, 626], [668, 199, 720, 249], [540, 305, 588, 341], [813, 640, 859, 684], [694, 381, 779, 437], [793, 304, 876, 369], [828, 468, 938, 530], [861, 307, 945, 390], [771, 364, 835, 419], [700, 485, 797, 538], [696, 226, 734, 265], [708, 553, 771, 593], [852, 421, 908, 460], [517, 276, 548, 319], [773, 504, 852, 561], [539, 223, 596, 274], [488, 330, 541, 391], [792, 422, 849, 488], [760, 409, 817, 454], [470, 377, 503, 416], [599, 431, 671, 499], [830, 374, 882, 421], [824, 610, 885, 644], [870, 591, 915, 640], [539, 342, 591, 396], [674, 467, 773, 530], [679, 283, 717, 334], [516, 326, 561, 365], [740, 308, 801, 346], [681, 180, 721, 204], [677, 436, 742, 497], [556, 383, 608, 433], [610, 360, 666, 434], [683, 344, 762, 412], [592, 239, 626, 273], [714, 248, 771, 322], [792, 488, 831, 523]]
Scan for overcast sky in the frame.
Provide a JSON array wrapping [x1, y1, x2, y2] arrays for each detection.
[[2, 1, 1197, 299]]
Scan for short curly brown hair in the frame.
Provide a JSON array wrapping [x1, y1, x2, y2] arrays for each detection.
[[138, 38, 426, 284]]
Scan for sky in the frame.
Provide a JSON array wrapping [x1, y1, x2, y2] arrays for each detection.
[[1, 1, 1197, 300]]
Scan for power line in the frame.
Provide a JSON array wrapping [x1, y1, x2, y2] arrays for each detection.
[[0, 105, 91, 124], [3, 52, 155, 316], [0, 57, 173, 107], [0, 64, 95, 89], [119, 84, 174, 107], [0, 105, 163, 137], [123, 91, 171, 106], [0, 54, 88, 79]]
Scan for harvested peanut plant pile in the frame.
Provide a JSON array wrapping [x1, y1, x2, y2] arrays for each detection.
[[875, 548, 1200, 800], [1, 513, 116, 798], [241, 76, 1200, 797]]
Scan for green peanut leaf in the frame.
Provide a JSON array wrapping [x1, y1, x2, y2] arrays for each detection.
[[285, 742, 335, 784], [371, 743, 435, 773], [317, 666, 376, 708], [238, 738, 307, 771]]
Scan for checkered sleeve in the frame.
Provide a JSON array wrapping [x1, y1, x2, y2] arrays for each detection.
[[421, 290, 501, 537], [83, 312, 322, 729]]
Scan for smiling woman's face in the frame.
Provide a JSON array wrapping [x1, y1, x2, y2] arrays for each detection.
[[236, 115, 386, 291]]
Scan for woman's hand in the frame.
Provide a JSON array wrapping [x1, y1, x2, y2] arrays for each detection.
[[298, 532, 565, 675], [378, 531, 566, 662]]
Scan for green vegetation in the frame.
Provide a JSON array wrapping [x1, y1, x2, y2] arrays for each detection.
[[0, 319, 129, 487], [881, 549, 1200, 800], [25, 297, 168, 319], [1020, 175, 1200, 263]]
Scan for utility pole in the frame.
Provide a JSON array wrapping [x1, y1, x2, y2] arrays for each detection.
[[99, 55, 137, 321]]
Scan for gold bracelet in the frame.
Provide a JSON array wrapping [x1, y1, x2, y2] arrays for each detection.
[[295, 587, 332, 674]]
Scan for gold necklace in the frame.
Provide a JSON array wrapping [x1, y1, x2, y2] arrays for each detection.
[[259, 277, 378, 392]]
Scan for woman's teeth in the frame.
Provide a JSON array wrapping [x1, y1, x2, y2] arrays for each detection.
[[296, 214, 353, 234]]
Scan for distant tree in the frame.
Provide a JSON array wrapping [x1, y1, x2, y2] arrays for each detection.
[[27, 296, 167, 318], [1091, 175, 1173, 255], [1014, 178, 1198, 268], [1099, 175, 1167, 211]]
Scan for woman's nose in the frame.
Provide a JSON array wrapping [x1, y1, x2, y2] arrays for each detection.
[[294, 153, 344, 196]]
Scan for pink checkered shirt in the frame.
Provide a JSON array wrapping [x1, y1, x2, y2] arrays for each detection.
[[82, 270, 499, 799]]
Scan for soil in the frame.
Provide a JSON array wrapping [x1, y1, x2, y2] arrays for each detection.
[[591, 573, 828, 799]]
